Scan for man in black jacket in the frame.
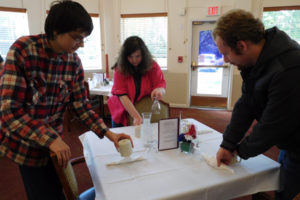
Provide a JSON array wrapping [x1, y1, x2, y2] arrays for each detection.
[[213, 9, 300, 200]]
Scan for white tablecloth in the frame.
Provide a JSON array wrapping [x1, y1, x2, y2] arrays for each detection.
[[79, 119, 280, 200], [89, 85, 112, 97]]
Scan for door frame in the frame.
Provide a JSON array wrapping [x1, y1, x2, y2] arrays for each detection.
[[187, 19, 234, 109]]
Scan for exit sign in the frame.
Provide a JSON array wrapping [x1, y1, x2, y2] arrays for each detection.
[[207, 6, 221, 16]]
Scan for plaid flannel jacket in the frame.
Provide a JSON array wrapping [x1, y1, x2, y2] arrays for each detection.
[[0, 34, 107, 166]]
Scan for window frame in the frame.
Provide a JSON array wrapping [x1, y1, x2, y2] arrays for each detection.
[[0, 7, 28, 60], [263, 5, 300, 12], [77, 13, 103, 72]]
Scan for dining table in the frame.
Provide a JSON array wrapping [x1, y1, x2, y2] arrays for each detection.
[[89, 84, 112, 97], [79, 118, 280, 200], [89, 83, 112, 119]]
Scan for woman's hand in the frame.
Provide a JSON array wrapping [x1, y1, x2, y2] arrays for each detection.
[[119, 95, 142, 125], [105, 130, 134, 149], [151, 88, 165, 100], [133, 115, 143, 126]]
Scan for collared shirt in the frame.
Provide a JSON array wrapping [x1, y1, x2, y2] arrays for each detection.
[[0, 34, 107, 166]]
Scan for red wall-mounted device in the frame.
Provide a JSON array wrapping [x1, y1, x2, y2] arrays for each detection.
[[178, 56, 183, 63]]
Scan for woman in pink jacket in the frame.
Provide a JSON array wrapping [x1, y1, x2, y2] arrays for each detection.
[[108, 36, 166, 127]]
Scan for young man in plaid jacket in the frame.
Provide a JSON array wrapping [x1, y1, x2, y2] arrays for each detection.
[[0, 1, 132, 199]]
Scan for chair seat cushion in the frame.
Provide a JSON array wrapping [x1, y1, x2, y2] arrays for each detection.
[[78, 187, 95, 200]]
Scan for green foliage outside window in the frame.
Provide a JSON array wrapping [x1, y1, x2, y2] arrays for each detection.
[[263, 10, 300, 43]]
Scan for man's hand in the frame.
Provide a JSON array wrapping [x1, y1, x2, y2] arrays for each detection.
[[216, 147, 234, 167], [49, 137, 71, 168], [105, 130, 134, 149]]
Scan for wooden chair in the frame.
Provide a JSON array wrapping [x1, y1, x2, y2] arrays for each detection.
[[128, 95, 170, 125], [50, 152, 96, 200]]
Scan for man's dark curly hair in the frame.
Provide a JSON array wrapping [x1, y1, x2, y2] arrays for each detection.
[[45, 0, 93, 39], [213, 9, 265, 54]]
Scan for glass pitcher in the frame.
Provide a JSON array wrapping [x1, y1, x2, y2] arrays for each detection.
[[151, 98, 161, 114], [141, 112, 155, 148]]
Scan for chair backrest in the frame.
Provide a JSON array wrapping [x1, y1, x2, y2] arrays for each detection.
[[50, 152, 79, 200], [128, 95, 170, 125]]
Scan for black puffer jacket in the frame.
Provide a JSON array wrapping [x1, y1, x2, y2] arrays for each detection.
[[221, 27, 300, 162]]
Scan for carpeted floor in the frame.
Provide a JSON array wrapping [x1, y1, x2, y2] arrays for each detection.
[[0, 107, 279, 200]]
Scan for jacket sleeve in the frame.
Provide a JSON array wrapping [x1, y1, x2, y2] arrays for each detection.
[[237, 67, 300, 159], [220, 94, 255, 152], [71, 59, 108, 138], [111, 69, 129, 95]]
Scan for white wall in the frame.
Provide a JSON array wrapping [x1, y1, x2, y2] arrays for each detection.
[[1, 0, 299, 108], [120, 0, 167, 14]]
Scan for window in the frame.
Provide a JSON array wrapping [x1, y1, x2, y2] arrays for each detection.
[[197, 30, 224, 95], [76, 14, 102, 70], [263, 6, 300, 43], [198, 30, 223, 66], [120, 13, 168, 68], [190, 21, 230, 109], [0, 7, 29, 60]]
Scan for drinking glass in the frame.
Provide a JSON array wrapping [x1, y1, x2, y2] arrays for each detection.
[[92, 73, 103, 88], [141, 112, 157, 152], [151, 98, 161, 114]]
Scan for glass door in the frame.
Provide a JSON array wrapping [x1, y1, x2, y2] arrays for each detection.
[[190, 21, 231, 108]]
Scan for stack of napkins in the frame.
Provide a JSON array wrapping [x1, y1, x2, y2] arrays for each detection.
[[106, 154, 145, 166], [201, 152, 235, 174]]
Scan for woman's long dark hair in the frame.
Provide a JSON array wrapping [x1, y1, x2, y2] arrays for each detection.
[[114, 36, 153, 76]]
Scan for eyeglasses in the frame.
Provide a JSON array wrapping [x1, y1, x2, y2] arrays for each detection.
[[68, 33, 88, 44]]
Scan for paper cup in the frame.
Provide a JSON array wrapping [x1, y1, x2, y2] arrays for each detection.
[[118, 139, 132, 157], [230, 155, 241, 164], [135, 125, 141, 138]]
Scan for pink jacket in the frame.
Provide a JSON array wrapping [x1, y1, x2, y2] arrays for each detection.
[[108, 62, 166, 126]]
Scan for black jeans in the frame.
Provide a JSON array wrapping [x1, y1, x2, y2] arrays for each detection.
[[19, 159, 66, 200]]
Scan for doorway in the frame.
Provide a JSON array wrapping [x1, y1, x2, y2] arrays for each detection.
[[190, 21, 231, 108]]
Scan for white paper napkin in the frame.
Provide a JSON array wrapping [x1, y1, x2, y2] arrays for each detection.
[[201, 152, 235, 174], [197, 130, 213, 135], [106, 154, 145, 166]]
